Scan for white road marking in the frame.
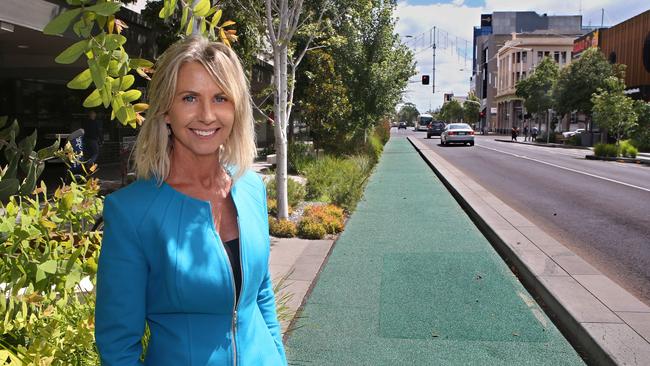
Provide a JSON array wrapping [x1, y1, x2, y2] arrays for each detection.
[[476, 144, 650, 193]]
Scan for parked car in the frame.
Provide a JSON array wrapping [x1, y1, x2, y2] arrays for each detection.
[[562, 128, 585, 138], [440, 123, 475, 146], [427, 121, 446, 138], [398, 122, 407, 130]]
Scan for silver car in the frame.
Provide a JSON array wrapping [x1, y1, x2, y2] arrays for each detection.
[[440, 123, 475, 146]]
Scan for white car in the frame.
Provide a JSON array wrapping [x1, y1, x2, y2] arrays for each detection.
[[562, 129, 585, 138], [440, 123, 475, 146]]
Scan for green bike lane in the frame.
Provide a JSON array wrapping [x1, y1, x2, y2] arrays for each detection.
[[284, 137, 584, 365]]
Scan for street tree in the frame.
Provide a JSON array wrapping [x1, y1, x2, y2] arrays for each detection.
[[398, 102, 419, 124], [632, 100, 650, 150], [298, 49, 353, 153], [553, 47, 618, 130], [237, 0, 331, 219], [330, 0, 416, 146], [463, 93, 480, 125], [591, 76, 638, 145], [440, 100, 463, 123], [515, 56, 559, 130]]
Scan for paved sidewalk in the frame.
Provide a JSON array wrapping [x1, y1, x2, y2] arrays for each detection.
[[409, 136, 650, 365], [283, 137, 584, 365]]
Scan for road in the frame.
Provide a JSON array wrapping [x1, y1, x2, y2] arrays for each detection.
[[395, 128, 650, 305]]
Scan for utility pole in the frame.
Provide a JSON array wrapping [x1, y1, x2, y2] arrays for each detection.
[[432, 26, 436, 94]]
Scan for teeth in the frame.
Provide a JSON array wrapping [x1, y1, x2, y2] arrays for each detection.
[[192, 129, 216, 136]]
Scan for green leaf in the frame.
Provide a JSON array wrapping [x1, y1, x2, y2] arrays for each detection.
[[67, 68, 92, 89], [193, 0, 210, 17], [129, 58, 154, 69], [206, 5, 219, 17], [18, 130, 37, 157], [85, 2, 122, 16], [186, 17, 194, 36], [4, 155, 19, 180], [200, 18, 207, 34], [43, 8, 82, 35], [0, 179, 19, 201], [0, 116, 7, 129], [83, 89, 102, 108], [35, 268, 46, 284], [113, 75, 134, 91], [181, 6, 189, 29], [19, 163, 38, 195], [102, 79, 112, 108], [88, 58, 106, 89], [104, 34, 127, 51], [122, 89, 142, 103], [116, 106, 128, 125], [54, 40, 88, 64], [39, 260, 58, 274], [211, 9, 222, 27], [108, 60, 121, 76], [0, 119, 18, 140], [37, 139, 60, 160]]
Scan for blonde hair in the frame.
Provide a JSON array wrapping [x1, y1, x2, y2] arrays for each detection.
[[133, 35, 256, 183]]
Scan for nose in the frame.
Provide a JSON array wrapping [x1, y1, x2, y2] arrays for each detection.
[[199, 100, 217, 124]]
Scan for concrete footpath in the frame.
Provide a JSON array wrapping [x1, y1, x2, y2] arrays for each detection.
[[282, 137, 585, 365]]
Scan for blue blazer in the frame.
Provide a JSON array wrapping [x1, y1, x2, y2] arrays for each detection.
[[95, 171, 287, 365]]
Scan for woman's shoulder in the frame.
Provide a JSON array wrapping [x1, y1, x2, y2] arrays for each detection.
[[232, 169, 266, 199], [104, 178, 165, 213]]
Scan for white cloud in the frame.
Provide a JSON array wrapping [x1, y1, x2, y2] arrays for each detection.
[[395, 0, 649, 113]]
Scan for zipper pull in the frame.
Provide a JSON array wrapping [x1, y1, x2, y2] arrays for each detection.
[[233, 310, 238, 326]]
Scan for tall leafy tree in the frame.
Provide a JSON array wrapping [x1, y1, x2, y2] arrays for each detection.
[[440, 100, 463, 123], [463, 93, 480, 125], [553, 47, 617, 130], [397, 102, 419, 124], [297, 49, 352, 153], [330, 0, 416, 148], [591, 76, 638, 145], [516, 56, 559, 130], [632, 100, 650, 151]]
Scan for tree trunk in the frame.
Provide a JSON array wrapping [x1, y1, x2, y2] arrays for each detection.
[[274, 44, 290, 220]]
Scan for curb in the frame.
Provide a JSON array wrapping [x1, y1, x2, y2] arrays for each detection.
[[408, 136, 650, 366], [585, 155, 650, 166], [494, 138, 591, 150]]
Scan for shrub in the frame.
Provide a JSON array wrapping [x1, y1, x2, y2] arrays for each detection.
[[297, 217, 327, 239], [303, 155, 371, 212], [536, 131, 556, 143], [376, 119, 391, 145], [269, 217, 297, 238], [365, 132, 384, 164], [265, 176, 306, 208], [619, 140, 638, 158], [594, 143, 620, 157], [288, 141, 315, 174], [303, 204, 345, 234], [566, 134, 581, 146]]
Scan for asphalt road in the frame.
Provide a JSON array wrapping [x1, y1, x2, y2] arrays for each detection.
[[395, 128, 650, 306]]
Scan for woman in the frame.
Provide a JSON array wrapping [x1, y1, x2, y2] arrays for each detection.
[[95, 36, 287, 365]]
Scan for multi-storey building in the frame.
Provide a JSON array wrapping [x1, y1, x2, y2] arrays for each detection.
[[495, 33, 575, 132], [472, 11, 584, 133]]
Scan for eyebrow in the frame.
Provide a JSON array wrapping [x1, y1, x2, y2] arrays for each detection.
[[176, 90, 226, 96]]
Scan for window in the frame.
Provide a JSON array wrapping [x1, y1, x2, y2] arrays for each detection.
[[538, 51, 543, 60], [554, 51, 560, 63], [516, 52, 521, 63], [522, 71, 526, 79], [522, 51, 527, 64], [544, 51, 550, 57], [561, 51, 567, 64], [512, 53, 516, 64]]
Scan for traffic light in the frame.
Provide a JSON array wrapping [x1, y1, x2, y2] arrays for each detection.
[[479, 111, 486, 118], [422, 75, 430, 85]]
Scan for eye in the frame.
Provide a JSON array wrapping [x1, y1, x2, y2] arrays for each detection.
[[215, 95, 228, 103], [182, 94, 196, 103]]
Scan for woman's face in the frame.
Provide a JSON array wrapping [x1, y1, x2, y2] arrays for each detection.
[[165, 61, 235, 158]]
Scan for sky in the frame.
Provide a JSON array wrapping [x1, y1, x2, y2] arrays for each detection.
[[395, 0, 650, 113], [124, 1, 650, 114]]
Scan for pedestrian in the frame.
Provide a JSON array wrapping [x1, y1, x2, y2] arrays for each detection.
[[82, 109, 102, 167], [511, 126, 518, 142], [531, 126, 539, 141], [523, 124, 529, 142], [95, 36, 287, 365]]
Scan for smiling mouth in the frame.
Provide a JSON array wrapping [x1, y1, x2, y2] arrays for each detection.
[[190, 128, 218, 137]]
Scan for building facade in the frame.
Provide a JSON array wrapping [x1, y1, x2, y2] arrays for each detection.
[[472, 11, 584, 133], [495, 33, 575, 132]]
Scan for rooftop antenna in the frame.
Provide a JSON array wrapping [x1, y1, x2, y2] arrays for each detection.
[[601, 8, 604, 27]]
